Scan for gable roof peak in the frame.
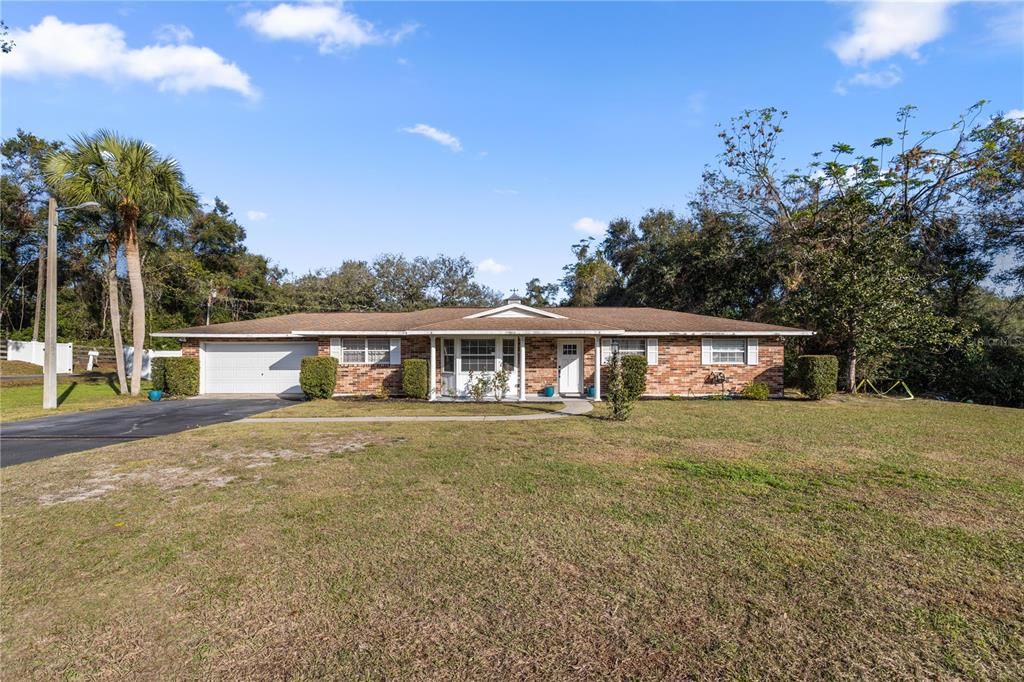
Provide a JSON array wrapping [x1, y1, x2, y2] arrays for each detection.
[[463, 302, 567, 320]]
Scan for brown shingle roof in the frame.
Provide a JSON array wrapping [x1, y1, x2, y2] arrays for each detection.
[[154, 306, 810, 336]]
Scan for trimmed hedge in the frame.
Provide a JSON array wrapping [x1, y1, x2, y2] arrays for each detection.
[[798, 355, 838, 400], [164, 357, 199, 396], [402, 358, 430, 399], [151, 356, 168, 392], [741, 381, 770, 400], [300, 356, 338, 399], [621, 354, 648, 401]]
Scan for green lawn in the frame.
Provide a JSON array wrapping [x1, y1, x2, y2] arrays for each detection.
[[257, 398, 566, 417], [2, 398, 1022, 679], [0, 376, 150, 422]]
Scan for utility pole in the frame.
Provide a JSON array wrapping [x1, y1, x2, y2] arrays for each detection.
[[42, 198, 58, 409]]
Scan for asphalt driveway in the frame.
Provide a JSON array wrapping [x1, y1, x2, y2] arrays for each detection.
[[1, 398, 288, 467]]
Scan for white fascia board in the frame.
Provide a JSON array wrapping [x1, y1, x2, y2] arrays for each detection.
[[150, 332, 302, 338], [614, 330, 814, 337], [291, 330, 410, 336], [463, 304, 567, 320], [415, 329, 624, 336]]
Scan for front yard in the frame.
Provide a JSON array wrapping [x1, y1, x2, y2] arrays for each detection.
[[256, 397, 566, 418], [0, 375, 150, 422], [2, 399, 1021, 679]]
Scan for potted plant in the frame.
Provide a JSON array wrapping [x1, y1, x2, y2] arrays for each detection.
[[543, 385, 555, 398]]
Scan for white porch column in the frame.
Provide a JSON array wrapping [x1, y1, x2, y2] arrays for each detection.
[[518, 335, 526, 400], [428, 335, 437, 401], [593, 336, 602, 401]]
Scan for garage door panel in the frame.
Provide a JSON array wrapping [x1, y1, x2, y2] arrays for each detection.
[[203, 343, 318, 394]]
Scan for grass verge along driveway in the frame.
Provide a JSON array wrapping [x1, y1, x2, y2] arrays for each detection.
[[2, 398, 1021, 679], [1, 376, 150, 422]]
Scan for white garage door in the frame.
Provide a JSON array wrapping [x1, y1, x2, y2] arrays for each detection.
[[202, 342, 318, 394]]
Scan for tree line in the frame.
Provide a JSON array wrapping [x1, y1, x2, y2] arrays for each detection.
[[548, 103, 1023, 406], [2, 101, 1021, 405]]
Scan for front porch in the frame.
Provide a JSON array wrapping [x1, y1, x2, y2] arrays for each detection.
[[426, 335, 604, 402]]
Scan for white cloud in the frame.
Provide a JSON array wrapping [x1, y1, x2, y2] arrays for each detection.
[[242, 1, 416, 54], [247, 210, 269, 222], [573, 217, 607, 236], [1003, 109, 1024, 120], [834, 64, 902, 95], [831, 1, 958, 66], [402, 123, 462, 152], [478, 258, 509, 274], [155, 24, 193, 44], [2, 16, 257, 99]]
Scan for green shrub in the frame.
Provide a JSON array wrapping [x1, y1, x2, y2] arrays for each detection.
[[467, 372, 491, 402], [798, 355, 838, 400], [607, 351, 639, 420], [163, 357, 199, 396], [621, 354, 648, 401], [491, 366, 511, 401], [741, 381, 770, 400], [300, 356, 338, 399], [150, 356, 168, 392], [401, 358, 429, 399]]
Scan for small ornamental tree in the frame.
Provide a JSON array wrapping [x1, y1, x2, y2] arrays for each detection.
[[466, 372, 491, 402], [621, 354, 648, 402], [798, 355, 839, 400], [300, 356, 338, 399], [401, 358, 429, 399], [606, 350, 638, 420]]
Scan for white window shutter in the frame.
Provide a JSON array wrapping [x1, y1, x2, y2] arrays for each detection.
[[701, 337, 713, 365], [330, 337, 341, 360], [746, 338, 758, 365], [646, 338, 658, 365], [389, 338, 401, 365], [601, 338, 613, 365]]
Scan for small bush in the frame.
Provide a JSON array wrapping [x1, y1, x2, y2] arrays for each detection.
[[621, 354, 648, 401], [300, 356, 338, 399], [163, 357, 199, 396], [401, 358, 429, 399], [150, 356, 168, 392], [741, 381, 770, 400], [467, 372, 492, 402], [492, 367, 511, 401], [798, 355, 838, 400]]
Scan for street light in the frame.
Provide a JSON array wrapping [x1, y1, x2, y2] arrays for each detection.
[[43, 199, 101, 409]]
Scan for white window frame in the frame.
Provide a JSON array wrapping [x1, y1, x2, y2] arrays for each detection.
[[341, 338, 391, 365], [460, 338, 497, 373], [709, 337, 746, 365]]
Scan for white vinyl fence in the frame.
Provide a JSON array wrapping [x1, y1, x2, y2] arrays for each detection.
[[7, 340, 180, 379], [6, 340, 73, 374], [123, 347, 182, 380]]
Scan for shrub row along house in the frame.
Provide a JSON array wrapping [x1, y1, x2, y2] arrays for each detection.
[[153, 297, 812, 399]]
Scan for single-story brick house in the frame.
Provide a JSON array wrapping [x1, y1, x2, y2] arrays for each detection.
[[153, 297, 812, 399]]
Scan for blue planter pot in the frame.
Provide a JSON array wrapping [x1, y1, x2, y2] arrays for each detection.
[[543, 386, 555, 398], [148, 390, 163, 401], [585, 385, 596, 398]]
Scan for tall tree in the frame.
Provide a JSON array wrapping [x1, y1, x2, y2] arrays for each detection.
[[561, 239, 619, 306], [46, 131, 197, 395], [522, 278, 561, 306]]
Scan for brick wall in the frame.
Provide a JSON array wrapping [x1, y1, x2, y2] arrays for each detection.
[[592, 336, 784, 396], [321, 336, 431, 396]]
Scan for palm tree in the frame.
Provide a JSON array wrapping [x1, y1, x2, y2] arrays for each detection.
[[45, 131, 196, 395]]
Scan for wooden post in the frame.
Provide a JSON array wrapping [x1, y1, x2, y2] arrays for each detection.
[[593, 336, 601, 401], [518, 335, 526, 400], [428, 335, 436, 401]]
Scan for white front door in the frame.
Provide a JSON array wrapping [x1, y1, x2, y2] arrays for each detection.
[[558, 339, 582, 395]]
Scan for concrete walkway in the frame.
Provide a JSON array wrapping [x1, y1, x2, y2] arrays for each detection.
[[242, 398, 595, 423]]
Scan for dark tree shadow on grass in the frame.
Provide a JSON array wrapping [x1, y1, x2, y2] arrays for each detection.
[[57, 382, 78, 406]]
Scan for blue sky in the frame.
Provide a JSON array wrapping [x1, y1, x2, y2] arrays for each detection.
[[2, 1, 1022, 294]]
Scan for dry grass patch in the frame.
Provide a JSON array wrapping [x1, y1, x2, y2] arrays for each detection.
[[2, 399, 1022, 680]]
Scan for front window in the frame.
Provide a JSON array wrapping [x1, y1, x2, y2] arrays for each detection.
[[461, 339, 496, 372], [710, 338, 746, 364], [341, 338, 390, 364], [442, 339, 455, 373], [502, 339, 516, 371], [612, 338, 645, 357]]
